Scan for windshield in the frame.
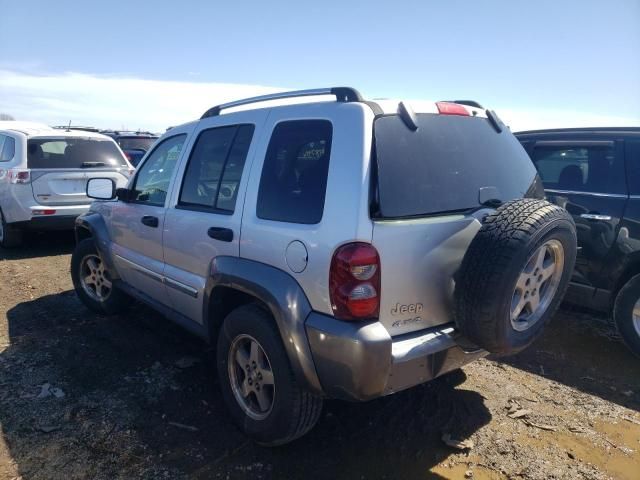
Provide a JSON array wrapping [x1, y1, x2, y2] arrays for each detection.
[[27, 137, 128, 169], [118, 137, 157, 151], [373, 113, 540, 218]]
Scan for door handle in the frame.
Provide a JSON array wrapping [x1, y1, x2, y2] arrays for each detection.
[[141, 215, 159, 227], [580, 213, 612, 221], [207, 227, 234, 242]]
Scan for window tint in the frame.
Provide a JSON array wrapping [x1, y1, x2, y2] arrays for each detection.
[[626, 140, 640, 195], [0, 135, 14, 162], [132, 134, 186, 205], [374, 114, 537, 218], [179, 125, 254, 212], [257, 120, 332, 224], [27, 138, 128, 168], [532, 144, 624, 194]]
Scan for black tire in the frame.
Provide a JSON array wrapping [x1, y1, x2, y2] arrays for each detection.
[[71, 238, 129, 315], [455, 199, 577, 355], [0, 209, 23, 248], [613, 274, 640, 358], [217, 304, 322, 446]]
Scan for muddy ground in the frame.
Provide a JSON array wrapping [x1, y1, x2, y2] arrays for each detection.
[[0, 232, 638, 480]]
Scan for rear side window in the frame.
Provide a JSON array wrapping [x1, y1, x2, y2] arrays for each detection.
[[257, 120, 332, 224], [179, 124, 254, 213], [374, 114, 537, 218], [0, 135, 15, 162], [27, 137, 128, 169], [532, 143, 624, 194]]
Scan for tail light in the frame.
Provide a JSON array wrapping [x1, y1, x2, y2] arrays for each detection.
[[436, 102, 470, 116], [329, 242, 381, 320], [9, 169, 31, 184]]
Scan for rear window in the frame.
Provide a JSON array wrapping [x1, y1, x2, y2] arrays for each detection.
[[373, 114, 538, 218], [117, 137, 157, 151], [27, 137, 128, 169]]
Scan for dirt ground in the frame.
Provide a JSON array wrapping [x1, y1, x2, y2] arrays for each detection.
[[0, 232, 639, 480]]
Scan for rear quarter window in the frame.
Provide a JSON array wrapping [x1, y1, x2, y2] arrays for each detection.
[[0, 135, 15, 162], [257, 120, 332, 224]]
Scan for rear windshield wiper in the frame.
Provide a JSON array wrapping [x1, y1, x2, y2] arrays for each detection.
[[81, 162, 106, 168]]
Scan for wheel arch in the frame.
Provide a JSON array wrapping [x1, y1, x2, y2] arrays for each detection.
[[74, 213, 119, 279], [204, 256, 322, 394]]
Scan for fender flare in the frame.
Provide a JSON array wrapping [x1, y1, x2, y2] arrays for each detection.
[[204, 256, 322, 394], [74, 213, 119, 279]]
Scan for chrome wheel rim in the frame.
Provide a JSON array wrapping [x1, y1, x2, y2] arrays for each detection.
[[510, 239, 564, 332], [79, 253, 112, 302], [228, 334, 275, 420], [632, 299, 640, 337]]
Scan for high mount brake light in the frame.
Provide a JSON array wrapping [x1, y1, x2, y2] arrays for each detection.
[[436, 102, 470, 116], [329, 243, 381, 320]]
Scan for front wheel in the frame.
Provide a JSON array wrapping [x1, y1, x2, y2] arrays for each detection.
[[216, 304, 322, 446], [613, 274, 640, 358], [71, 238, 129, 315]]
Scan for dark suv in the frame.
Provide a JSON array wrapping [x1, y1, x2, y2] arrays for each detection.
[[516, 127, 640, 357], [101, 130, 158, 167]]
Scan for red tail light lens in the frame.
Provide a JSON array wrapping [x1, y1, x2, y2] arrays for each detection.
[[329, 243, 381, 320], [436, 102, 470, 116], [9, 169, 31, 184]]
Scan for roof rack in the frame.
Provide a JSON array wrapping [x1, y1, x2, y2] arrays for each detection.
[[201, 87, 363, 119], [52, 125, 101, 133]]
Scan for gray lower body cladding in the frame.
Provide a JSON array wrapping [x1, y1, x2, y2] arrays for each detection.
[[305, 312, 486, 401]]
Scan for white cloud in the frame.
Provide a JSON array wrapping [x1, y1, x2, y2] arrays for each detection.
[[0, 69, 637, 133], [0, 69, 284, 132]]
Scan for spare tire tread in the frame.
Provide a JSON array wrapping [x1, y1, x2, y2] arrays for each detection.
[[455, 199, 576, 354]]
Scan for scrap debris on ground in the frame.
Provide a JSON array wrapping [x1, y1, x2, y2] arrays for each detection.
[[0, 233, 639, 479]]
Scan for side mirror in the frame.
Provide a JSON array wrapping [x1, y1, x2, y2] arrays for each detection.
[[86, 178, 116, 200]]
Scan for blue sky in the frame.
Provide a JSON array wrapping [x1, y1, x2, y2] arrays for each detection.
[[1, 0, 639, 131]]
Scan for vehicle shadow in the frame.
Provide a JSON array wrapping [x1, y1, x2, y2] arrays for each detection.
[[0, 230, 75, 261], [1, 291, 491, 480], [502, 303, 640, 412]]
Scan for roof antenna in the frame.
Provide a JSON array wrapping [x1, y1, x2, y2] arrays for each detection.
[[66, 120, 72, 132]]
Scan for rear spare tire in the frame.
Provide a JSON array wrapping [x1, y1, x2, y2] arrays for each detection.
[[455, 199, 577, 355]]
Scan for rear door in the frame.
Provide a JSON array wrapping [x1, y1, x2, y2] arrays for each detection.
[[110, 133, 189, 304], [27, 137, 130, 205], [529, 140, 627, 286], [163, 110, 265, 322]]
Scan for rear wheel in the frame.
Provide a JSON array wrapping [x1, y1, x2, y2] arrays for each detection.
[[71, 238, 129, 314], [455, 199, 577, 355], [613, 274, 640, 358], [0, 209, 23, 248], [217, 304, 322, 446]]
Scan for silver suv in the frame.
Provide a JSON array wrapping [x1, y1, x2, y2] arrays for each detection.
[[0, 122, 132, 247], [71, 88, 578, 445]]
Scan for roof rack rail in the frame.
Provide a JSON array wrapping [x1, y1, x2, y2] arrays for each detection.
[[201, 87, 363, 119], [444, 100, 484, 109]]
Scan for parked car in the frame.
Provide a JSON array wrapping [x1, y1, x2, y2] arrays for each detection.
[[101, 130, 158, 167], [0, 121, 133, 247], [71, 88, 577, 445], [516, 127, 640, 357]]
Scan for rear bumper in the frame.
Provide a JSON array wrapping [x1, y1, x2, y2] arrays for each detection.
[[21, 215, 79, 230], [305, 313, 486, 401]]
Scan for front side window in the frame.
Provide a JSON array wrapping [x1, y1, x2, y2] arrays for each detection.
[[532, 144, 624, 194], [257, 120, 332, 224], [178, 124, 254, 213], [132, 134, 186, 205]]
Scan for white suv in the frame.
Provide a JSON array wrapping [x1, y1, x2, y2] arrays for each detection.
[[71, 88, 578, 445], [0, 122, 132, 247]]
